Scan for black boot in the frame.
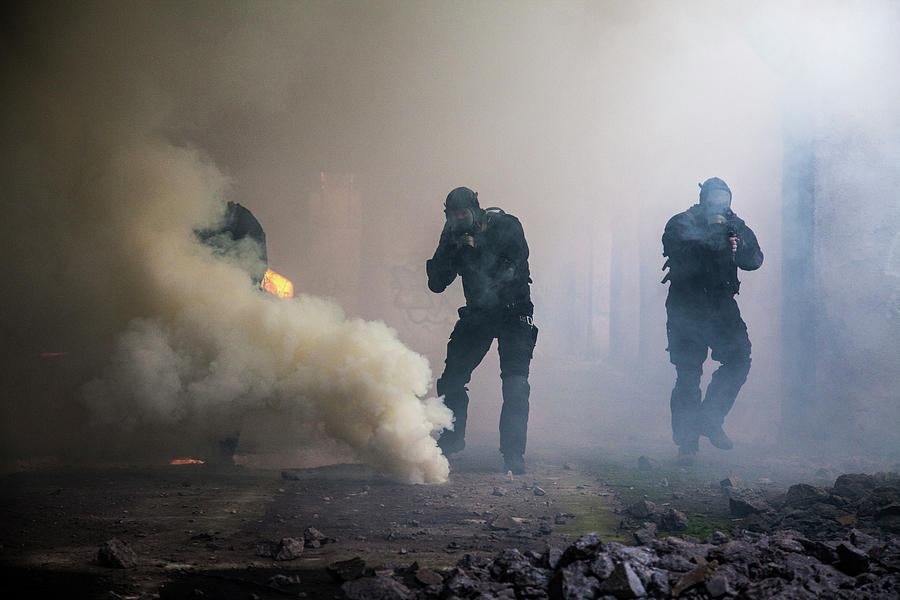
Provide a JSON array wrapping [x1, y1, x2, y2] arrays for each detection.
[[503, 453, 526, 475], [703, 424, 734, 450], [437, 430, 465, 456]]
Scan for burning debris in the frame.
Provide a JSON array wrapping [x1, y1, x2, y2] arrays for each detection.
[[260, 268, 294, 298]]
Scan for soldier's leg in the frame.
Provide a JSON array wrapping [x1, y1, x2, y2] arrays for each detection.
[[435, 317, 494, 454], [497, 315, 537, 462], [666, 303, 708, 453], [703, 298, 752, 434]]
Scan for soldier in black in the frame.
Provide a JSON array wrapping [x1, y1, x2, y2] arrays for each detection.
[[195, 201, 268, 463], [196, 201, 268, 287], [427, 187, 537, 474], [661, 178, 763, 461]]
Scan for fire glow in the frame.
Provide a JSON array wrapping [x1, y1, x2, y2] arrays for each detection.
[[169, 458, 205, 465], [261, 268, 293, 298]]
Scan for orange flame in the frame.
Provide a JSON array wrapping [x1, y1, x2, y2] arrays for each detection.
[[261, 268, 294, 298], [170, 458, 205, 465]]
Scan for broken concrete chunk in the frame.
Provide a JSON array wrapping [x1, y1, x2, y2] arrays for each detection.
[[342, 576, 412, 600], [836, 542, 869, 576], [304, 526, 335, 547], [729, 495, 768, 517], [720, 476, 742, 490], [671, 560, 718, 596], [97, 538, 137, 569], [633, 523, 657, 545], [549, 563, 600, 600], [705, 574, 729, 598], [660, 508, 689, 531], [626, 500, 659, 520], [785, 483, 829, 506], [414, 569, 443, 586], [328, 556, 367, 581], [597, 561, 646, 598], [273, 537, 303, 561]]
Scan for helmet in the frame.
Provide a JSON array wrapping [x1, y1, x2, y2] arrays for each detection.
[[698, 177, 732, 214], [444, 187, 482, 234], [445, 187, 480, 211]]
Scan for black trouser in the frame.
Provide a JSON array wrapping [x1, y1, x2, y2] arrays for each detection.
[[666, 292, 751, 448], [436, 307, 538, 456]]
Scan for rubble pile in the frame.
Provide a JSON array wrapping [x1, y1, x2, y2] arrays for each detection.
[[337, 528, 899, 600], [737, 473, 900, 537], [333, 473, 900, 599]]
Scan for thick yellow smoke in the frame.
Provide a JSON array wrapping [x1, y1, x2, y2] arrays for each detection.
[[73, 141, 452, 483], [0, 3, 451, 483]]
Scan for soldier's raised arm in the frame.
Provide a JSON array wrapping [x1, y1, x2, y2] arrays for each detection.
[[735, 222, 763, 271], [426, 221, 458, 293]]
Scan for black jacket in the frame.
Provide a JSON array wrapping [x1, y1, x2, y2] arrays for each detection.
[[426, 210, 532, 312], [662, 204, 763, 298], [196, 201, 268, 285]]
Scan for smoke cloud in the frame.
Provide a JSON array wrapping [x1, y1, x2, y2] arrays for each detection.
[[2, 1, 899, 473], [0, 2, 451, 482]]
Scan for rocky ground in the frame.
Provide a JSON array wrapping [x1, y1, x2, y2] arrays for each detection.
[[1, 442, 899, 599]]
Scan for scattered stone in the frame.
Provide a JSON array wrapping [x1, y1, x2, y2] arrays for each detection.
[[342, 576, 412, 600], [720, 476, 742, 491], [280, 470, 300, 480], [836, 542, 869, 576], [328, 556, 367, 582], [303, 526, 334, 548], [549, 563, 600, 600], [492, 487, 507, 497], [671, 560, 719, 596], [626, 500, 659, 520], [533, 486, 547, 496], [259, 537, 303, 561], [489, 515, 519, 531], [656, 477, 669, 488], [414, 569, 443, 586], [267, 574, 300, 587], [659, 508, 689, 531], [785, 483, 829, 506], [544, 547, 563, 570], [633, 523, 657, 545], [637, 456, 660, 471], [597, 561, 646, 598], [705, 574, 729, 598], [97, 538, 137, 569], [706, 531, 730, 545], [833, 474, 878, 500], [729, 494, 768, 516]]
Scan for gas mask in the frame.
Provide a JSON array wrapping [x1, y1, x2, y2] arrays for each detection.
[[702, 188, 732, 221], [446, 207, 480, 235]]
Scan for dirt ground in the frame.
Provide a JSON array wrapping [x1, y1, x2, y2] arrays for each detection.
[[1, 441, 897, 599]]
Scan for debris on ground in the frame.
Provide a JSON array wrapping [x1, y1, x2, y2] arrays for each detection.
[[97, 538, 137, 569]]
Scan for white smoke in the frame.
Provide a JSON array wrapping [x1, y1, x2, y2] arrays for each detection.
[[77, 140, 452, 483], [0, 2, 452, 483]]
